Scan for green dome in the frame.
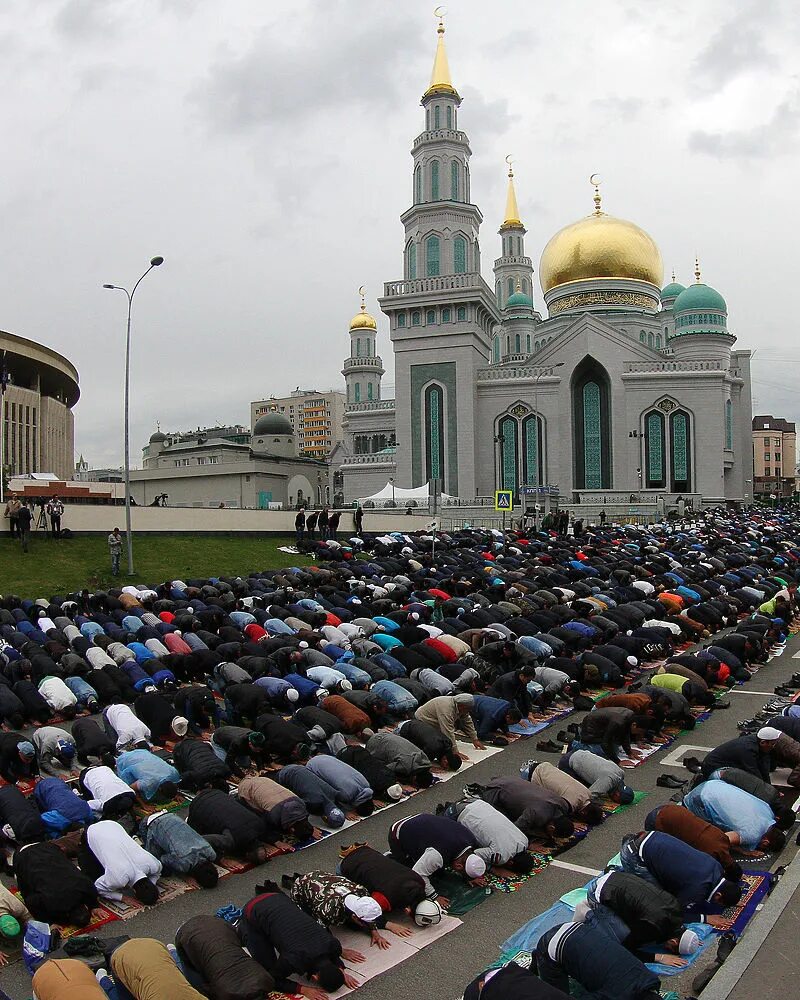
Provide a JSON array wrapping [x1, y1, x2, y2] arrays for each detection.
[[673, 282, 727, 314], [660, 281, 685, 300], [253, 412, 294, 436], [505, 290, 533, 308]]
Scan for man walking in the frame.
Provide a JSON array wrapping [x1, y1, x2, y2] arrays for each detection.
[[3, 494, 21, 538], [47, 496, 64, 538], [295, 508, 306, 548], [15, 501, 32, 552], [108, 527, 123, 576]]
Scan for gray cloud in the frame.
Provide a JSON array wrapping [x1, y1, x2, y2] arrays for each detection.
[[53, 0, 123, 41], [691, 6, 775, 94], [689, 86, 800, 158]]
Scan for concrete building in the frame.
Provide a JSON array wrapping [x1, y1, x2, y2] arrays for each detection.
[[1, 329, 80, 482], [130, 414, 326, 509], [251, 390, 345, 460], [752, 415, 797, 499], [338, 17, 754, 510], [73, 455, 123, 483]]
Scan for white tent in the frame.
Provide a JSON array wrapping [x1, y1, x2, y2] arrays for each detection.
[[358, 481, 457, 506]]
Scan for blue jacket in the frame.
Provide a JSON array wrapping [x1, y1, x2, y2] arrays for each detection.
[[392, 813, 475, 863], [472, 695, 512, 739], [306, 756, 373, 806], [684, 779, 774, 849], [139, 811, 215, 874], [116, 749, 180, 801], [638, 830, 724, 917], [34, 777, 94, 825]]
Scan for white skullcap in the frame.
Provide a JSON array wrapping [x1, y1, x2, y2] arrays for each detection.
[[286, 688, 300, 703], [464, 854, 486, 879], [171, 717, 188, 737], [453, 693, 474, 707], [627, 656, 638, 667], [299, 641, 309, 649], [340, 679, 353, 691], [409, 612, 420, 621], [386, 783, 404, 800], [679, 929, 701, 955], [757, 726, 781, 741], [344, 894, 383, 923]]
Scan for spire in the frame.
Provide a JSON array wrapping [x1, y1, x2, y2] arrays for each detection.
[[694, 256, 702, 283], [424, 9, 458, 99], [671, 269, 676, 282], [500, 157, 523, 230], [590, 173, 603, 215]]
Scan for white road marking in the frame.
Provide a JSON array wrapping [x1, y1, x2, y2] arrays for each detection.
[[549, 859, 602, 877]]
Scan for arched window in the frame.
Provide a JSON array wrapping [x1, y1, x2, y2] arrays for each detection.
[[397, 313, 406, 328], [523, 414, 543, 485], [346, 385, 350, 402], [656, 333, 662, 348], [457, 306, 466, 321], [446, 105, 452, 129], [355, 338, 361, 357], [670, 410, 692, 491], [645, 410, 666, 488], [535, 340, 540, 352], [507, 277, 514, 297], [526, 334, 531, 353], [492, 336, 500, 363], [354, 383, 361, 403], [425, 383, 445, 485], [451, 160, 459, 201], [426, 235, 440, 276], [453, 235, 467, 273], [514, 333, 521, 353], [442, 307, 451, 322], [407, 241, 416, 279], [434, 105, 441, 129], [572, 359, 612, 489], [640, 331, 646, 343], [647, 332, 654, 348], [414, 166, 422, 205], [430, 161, 440, 200], [506, 336, 510, 354], [496, 280, 502, 306], [367, 382, 374, 401], [411, 310, 421, 326], [499, 416, 518, 494], [725, 399, 733, 449], [522, 278, 529, 294], [426, 308, 436, 324]]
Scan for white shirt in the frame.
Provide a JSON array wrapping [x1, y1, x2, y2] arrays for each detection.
[[105, 704, 150, 748], [82, 765, 134, 808], [37, 617, 56, 633], [38, 676, 77, 711], [86, 820, 161, 900]]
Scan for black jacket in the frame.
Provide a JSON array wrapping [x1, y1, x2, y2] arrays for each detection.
[[489, 670, 535, 715], [580, 707, 634, 760], [396, 719, 451, 761], [134, 691, 176, 741], [0, 784, 45, 842], [700, 734, 771, 783], [596, 871, 683, 944], [339, 844, 426, 909], [173, 738, 231, 788], [187, 787, 264, 850], [175, 914, 275, 1000], [72, 717, 116, 759], [0, 732, 38, 783], [337, 745, 397, 796], [13, 841, 98, 922], [482, 776, 569, 836], [255, 713, 308, 761]]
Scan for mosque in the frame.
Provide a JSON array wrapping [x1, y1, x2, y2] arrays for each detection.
[[335, 17, 754, 511]]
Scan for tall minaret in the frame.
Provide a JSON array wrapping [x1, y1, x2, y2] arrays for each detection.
[[493, 160, 534, 309], [380, 13, 500, 498], [342, 287, 384, 404]]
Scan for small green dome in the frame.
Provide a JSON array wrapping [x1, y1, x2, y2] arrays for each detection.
[[253, 412, 294, 436], [673, 282, 727, 314], [505, 290, 533, 308], [660, 281, 685, 300]]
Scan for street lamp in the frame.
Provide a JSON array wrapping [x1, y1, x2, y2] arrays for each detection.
[[103, 256, 164, 576], [0, 353, 11, 505], [532, 363, 564, 531], [389, 476, 395, 507]]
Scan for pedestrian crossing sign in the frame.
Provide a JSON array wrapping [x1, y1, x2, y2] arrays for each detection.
[[495, 490, 513, 511]]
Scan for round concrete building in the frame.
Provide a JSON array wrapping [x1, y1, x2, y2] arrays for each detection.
[[1, 329, 80, 481]]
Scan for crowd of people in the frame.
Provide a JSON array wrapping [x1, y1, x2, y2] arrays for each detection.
[[0, 507, 799, 998]]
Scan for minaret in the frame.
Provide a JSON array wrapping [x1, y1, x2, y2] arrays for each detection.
[[342, 287, 384, 405], [379, 12, 500, 498], [493, 159, 534, 310]]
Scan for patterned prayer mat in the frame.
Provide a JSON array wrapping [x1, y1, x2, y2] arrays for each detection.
[[714, 870, 774, 934]]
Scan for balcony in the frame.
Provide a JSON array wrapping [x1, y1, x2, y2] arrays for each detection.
[[493, 256, 532, 267], [383, 273, 483, 297], [342, 453, 398, 466], [623, 361, 728, 373], [477, 366, 563, 382], [345, 400, 396, 412], [343, 356, 384, 370], [412, 128, 469, 150]]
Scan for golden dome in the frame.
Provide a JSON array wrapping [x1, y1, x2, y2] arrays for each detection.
[[350, 304, 377, 330], [540, 210, 663, 294]]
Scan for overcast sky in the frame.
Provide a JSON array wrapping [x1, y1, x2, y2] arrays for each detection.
[[2, 0, 798, 467]]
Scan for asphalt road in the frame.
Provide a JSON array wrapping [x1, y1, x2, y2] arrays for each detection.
[[1, 637, 799, 999]]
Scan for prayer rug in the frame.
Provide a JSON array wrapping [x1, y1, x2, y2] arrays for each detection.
[[482, 852, 551, 893], [430, 869, 494, 915], [713, 870, 773, 934]]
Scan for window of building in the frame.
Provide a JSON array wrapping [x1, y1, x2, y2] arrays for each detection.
[[492, 336, 500, 363], [367, 382, 374, 400], [451, 160, 459, 201], [446, 105, 452, 129], [725, 398, 733, 449], [355, 338, 361, 357], [414, 166, 422, 205], [496, 280, 502, 306], [426, 235, 440, 276], [397, 313, 406, 328], [647, 332, 654, 348], [425, 383, 445, 486], [426, 309, 436, 324], [408, 241, 416, 279], [412, 310, 421, 326], [499, 415, 518, 494], [507, 277, 514, 297], [434, 105, 440, 129], [354, 383, 361, 403], [655, 333, 662, 348], [453, 235, 467, 273], [526, 334, 531, 352], [522, 278, 529, 294], [457, 306, 466, 321], [442, 307, 451, 322], [765, 467, 772, 476], [209, 456, 218, 464], [430, 161, 440, 200], [765, 452, 771, 461], [775, 437, 781, 447], [645, 410, 666, 488], [514, 333, 521, 353], [670, 410, 692, 492]]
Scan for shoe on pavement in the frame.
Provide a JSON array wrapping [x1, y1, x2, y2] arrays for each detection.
[[683, 756, 702, 774], [536, 740, 561, 753], [656, 774, 687, 788]]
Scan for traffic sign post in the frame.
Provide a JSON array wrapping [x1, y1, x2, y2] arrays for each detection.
[[494, 490, 513, 511]]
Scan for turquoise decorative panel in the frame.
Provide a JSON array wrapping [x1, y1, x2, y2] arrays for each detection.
[[583, 382, 602, 489], [673, 413, 688, 480], [647, 412, 664, 483], [500, 417, 517, 493]]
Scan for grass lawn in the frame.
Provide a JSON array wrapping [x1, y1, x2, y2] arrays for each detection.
[[0, 533, 311, 598]]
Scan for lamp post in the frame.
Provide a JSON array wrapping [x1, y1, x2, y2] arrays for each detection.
[[532, 363, 564, 531], [389, 476, 395, 507], [103, 256, 164, 576], [0, 353, 10, 505]]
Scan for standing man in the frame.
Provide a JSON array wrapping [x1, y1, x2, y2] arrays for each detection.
[[318, 505, 329, 541], [15, 501, 32, 552], [329, 509, 341, 541], [47, 496, 64, 538], [3, 494, 21, 538], [354, 504, 364, 537], [295, 508, 306, 548], [108, 526, 123, 576], [306, 508, 319, 540]]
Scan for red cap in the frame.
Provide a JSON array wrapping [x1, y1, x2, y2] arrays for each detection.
[[371, 892, 391, 913]]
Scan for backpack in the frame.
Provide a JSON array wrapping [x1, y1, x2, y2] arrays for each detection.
[[22, 919, 58, 974]]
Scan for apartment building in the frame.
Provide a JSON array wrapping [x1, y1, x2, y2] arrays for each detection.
[[752, 415, 797, 499], [251, 389, 345, 460]]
